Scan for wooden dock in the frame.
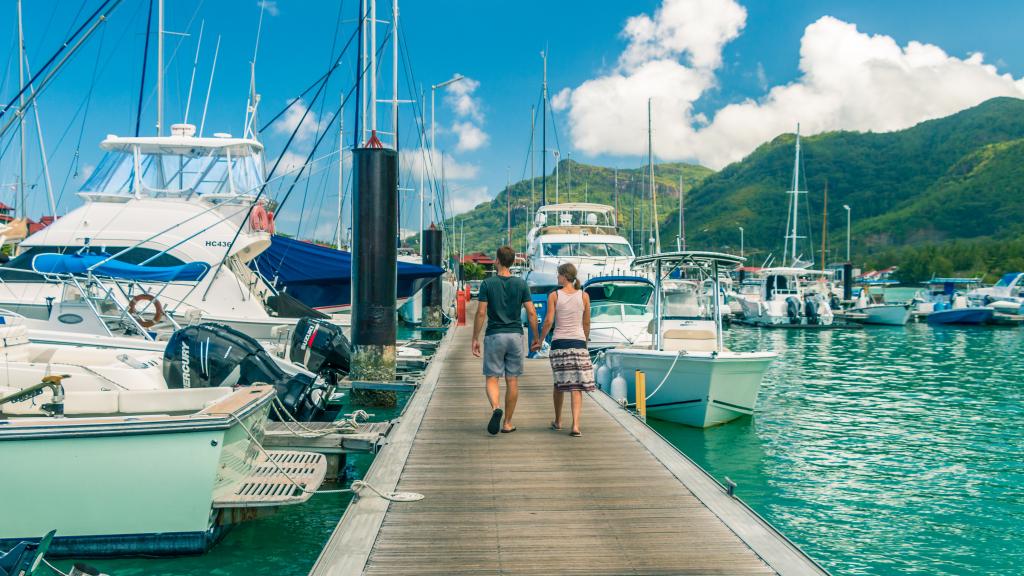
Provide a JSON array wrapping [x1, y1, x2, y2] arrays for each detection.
[[310, 306, 827, 575]]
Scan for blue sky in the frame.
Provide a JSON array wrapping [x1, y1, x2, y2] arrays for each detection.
[[1, 0, 1022, 242]]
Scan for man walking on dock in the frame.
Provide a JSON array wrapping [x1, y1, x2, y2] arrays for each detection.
[[472, 246, 540, 435]]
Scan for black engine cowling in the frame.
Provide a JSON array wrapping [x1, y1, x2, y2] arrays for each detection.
[[785, 296, 802, 323], [804, 297, 820, 324], [289, 317, 352, 375], [163, 323, 328, 421]]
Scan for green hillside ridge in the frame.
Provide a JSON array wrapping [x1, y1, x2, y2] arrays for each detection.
[[442, 97, 1024, 282]]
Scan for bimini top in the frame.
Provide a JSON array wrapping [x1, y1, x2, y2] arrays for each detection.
[[33, 253, 210, 283], [758, 266, 833, 276], [632, 251, 745, 270], [535, 203, 615, 215], [100, 133, 263, 157]]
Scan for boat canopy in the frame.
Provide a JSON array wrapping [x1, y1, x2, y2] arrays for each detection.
[[926, 277, 982, 285], [32, 253, 210, 282], [994, 272, 1024, 287], [251, 235, 444, 308], [632, 251, 745, 270]]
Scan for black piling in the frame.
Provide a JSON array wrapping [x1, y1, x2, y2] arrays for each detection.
[[422, 225, 444, 328], [843, 262, 853, 301], [350, 146, 398, 404]]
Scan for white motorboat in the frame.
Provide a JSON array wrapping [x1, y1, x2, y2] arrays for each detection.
[[584, 275, 655, 348], [0, 384, 326, 557], [734, 267, 836, 326], [594, 251, 776, 428], [848, 285, 911, 325], [525, 203, 635, 286], [967, 272, 1024, 313]]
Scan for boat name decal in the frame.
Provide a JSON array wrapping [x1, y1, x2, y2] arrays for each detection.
[[181, 341, 191, 388], [205, 240, 233, 247]]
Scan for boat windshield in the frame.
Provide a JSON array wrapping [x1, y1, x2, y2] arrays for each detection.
[[590, 302, 650, 322], [81, 146, 265, 198], [995, 273, 1022, 287], [663, 283, 704, 318], [542, 242, 634, 258]]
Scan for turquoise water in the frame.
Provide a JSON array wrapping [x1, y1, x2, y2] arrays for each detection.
[[653, 321, 1024, 575], [45, 321, 1024, 575]]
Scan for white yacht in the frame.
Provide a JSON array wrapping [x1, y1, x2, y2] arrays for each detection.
[[524, 203, 634, 286], [593, 252, 776, 428]]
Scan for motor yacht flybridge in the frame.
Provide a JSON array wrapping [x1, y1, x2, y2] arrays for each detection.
[[0, 124, 293, 336], [525, 203, 635, 286]]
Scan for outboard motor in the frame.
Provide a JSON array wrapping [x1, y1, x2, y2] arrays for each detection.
[[785, 296, 802, 324], [289, 317, 352, 376], [804, 296, 821, 325], [829, 293, 842, 312], [163, 323, 330, 421]]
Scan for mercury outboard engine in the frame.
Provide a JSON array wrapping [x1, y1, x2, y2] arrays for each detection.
[[804, 296, 821, 325], [785, 296, 802, 324], [289, 317, 352, 376], [163, 323, 330, 421]]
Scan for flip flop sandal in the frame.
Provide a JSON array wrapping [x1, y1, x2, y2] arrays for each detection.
[[500, 427, 517, 433], [550, 422, 562, 431], [570, 431, 582, 437], [487, 408, 503, 435]]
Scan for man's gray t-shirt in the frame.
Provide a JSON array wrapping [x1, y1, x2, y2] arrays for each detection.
[[478, 275, 531, 336]]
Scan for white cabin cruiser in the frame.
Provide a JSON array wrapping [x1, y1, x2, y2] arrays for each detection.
[[848, 285, 911, 325], [594, 252, 776, 428], [967, 272, 1024, 314], [525, 203, 634, 286]]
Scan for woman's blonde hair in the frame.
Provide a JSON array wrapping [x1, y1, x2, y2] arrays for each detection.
[[557, 262, 580, 289]]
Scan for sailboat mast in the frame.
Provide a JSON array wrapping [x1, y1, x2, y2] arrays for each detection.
[[369, 0, 377, 135], [418, 89, 425, 253], [785, 124, 803, 266], [391, 0, 398, 148], [338, 93, 345, 248], [679, 175, 685, 251], [157, 0, 164, 135], [541, 50, 547, 206], [530, 105, 536, 214], [506, 169, 511, 247], [16, 0, 26, 219], [648, 98, 660, 253], [821, 178, 828, 272]]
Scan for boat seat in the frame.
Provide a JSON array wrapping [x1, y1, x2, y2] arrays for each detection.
[[118, 387, 232, 414], [661, 328, 723, 352]]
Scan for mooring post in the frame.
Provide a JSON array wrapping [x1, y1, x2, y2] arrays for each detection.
[[422, 225, 444, 327], [350, 145, 399, 405], [843, 262, 853, 302]]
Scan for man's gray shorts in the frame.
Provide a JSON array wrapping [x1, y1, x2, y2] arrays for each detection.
[[483, 332, 524, 377]]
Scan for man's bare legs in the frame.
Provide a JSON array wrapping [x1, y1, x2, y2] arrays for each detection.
[[485, 376, 501, 410], [552, 389, 564, 429], [502, 377, 519, 431], [570, 390, 583, 435]]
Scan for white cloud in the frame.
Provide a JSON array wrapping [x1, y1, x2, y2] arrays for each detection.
[[399, 148, 480, 182], [550, 87, 571, 112], [448, 185, 491, 215], [258, 1, 279, 17], [559, 2, 1024, 169], [444, 77, 483, 123], [452, 121, 488, 152], [271, 98, 320, 142]]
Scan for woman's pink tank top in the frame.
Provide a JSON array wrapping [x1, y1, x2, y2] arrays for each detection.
[[552, 289, 586, 341]]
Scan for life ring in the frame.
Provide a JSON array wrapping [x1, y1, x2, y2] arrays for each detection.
[[250, 204, 269, 232], [128, 294, 164, 328]]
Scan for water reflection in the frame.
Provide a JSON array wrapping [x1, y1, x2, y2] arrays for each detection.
[[651, 322, 1024, 575]]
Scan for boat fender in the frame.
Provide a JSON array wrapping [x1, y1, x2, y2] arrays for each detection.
[[595, 363, 612, 392], [610, 372, 627, 404], [785, 297, 801, 323]]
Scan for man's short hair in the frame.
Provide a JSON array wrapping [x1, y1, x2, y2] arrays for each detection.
[[496, 246, 515, 268]]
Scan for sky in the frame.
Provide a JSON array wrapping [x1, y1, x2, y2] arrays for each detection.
[[1, 0, 1023, 243]]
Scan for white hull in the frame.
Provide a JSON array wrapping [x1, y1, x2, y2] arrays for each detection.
[[598, 348, 775, 428], [850, 304, 910, 325]]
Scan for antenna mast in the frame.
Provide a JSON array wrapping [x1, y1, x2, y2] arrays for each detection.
[[648, 98, 660, 254], [541, 49, 547, 206]]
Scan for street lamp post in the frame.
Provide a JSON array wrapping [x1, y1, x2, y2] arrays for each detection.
[[843, 204, 851, 262], [738, 226, 744, 258]]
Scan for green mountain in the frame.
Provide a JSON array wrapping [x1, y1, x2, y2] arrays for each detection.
[[445, 97, 1024, 282]]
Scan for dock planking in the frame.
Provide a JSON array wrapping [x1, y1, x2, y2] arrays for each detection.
[[310, 304, 827, 575]]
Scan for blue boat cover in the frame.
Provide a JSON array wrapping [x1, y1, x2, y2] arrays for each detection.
[[251, 235, 444, 309], [581, 275, 654, 289], [32, 253, 210, 282]]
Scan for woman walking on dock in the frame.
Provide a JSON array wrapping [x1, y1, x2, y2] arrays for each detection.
[[539, 263, 596, 437]]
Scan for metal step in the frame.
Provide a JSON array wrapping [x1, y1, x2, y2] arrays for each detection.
[[212, 450, 327, 509]]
